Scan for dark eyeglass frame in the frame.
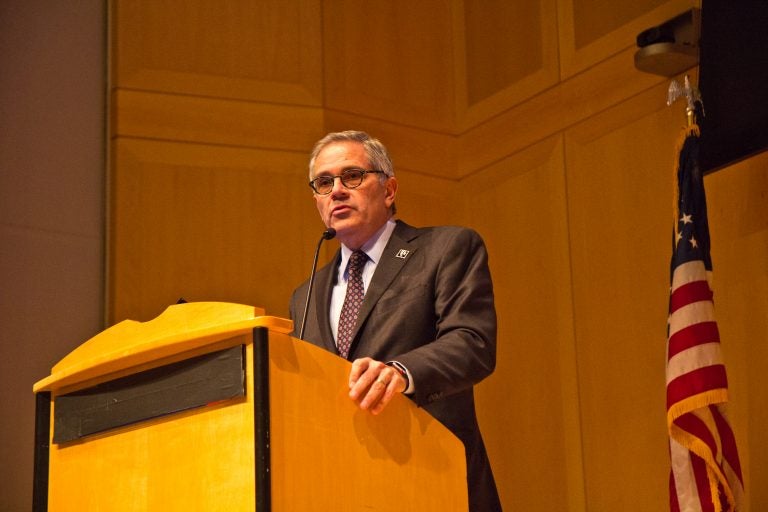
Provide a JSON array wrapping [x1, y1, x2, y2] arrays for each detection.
[[309, 168, 386, 195]]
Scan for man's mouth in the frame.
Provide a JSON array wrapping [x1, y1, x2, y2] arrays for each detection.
[[331, 205, 351, 216]]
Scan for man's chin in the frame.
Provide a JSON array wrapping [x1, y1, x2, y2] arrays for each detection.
[[328, 224, 350, 239], [326, 221, 361, 246], [328, 218, 354, 233]]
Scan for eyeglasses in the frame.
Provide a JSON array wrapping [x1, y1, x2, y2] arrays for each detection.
[[309, 168, 386, 195]]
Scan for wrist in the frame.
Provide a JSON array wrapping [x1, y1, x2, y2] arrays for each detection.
[[386, 360, 410, 393]]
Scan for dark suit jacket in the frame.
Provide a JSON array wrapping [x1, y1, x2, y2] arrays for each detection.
[[289, 220, 501, 511]]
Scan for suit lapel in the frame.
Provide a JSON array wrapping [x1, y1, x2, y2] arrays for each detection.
[[350, 221, 420, 354], [314, 250, 341, 354]]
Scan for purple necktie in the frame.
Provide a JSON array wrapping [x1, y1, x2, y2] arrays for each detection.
[[337, 250, 367, 358]]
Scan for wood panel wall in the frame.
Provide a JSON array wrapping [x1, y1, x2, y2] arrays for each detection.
[[109, 1, 766, 510]]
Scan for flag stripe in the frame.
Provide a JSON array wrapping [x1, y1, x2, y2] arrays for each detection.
[[674, 410, 720, 457], [670, 280, 714, 314], [668, 322, 720, 359], [668, 300, 716, 338], [711, 406, 744, 483], [667, 365, 728, 410], [691, 453, 716, 512], [667, 341, 722, 383], [670, 471, 681, 512], [671, 437, 704, 512], [671, 260, 710, 291]]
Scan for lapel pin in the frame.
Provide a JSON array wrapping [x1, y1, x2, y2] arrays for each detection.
[[395, 249, 410, 259]]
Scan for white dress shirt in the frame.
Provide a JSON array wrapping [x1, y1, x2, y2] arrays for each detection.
[[329, 218, 414, 393]]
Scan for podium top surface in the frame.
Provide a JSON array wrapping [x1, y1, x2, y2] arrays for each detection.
[[33, 302, 293, 393]]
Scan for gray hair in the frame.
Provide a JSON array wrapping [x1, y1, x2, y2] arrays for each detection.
[[308, 130, 394, 180]]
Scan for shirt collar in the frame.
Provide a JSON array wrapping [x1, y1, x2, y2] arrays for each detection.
[[339, 218, 397, 274]]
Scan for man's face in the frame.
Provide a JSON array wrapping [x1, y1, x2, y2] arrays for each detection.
[[312, 141, 397, 249]]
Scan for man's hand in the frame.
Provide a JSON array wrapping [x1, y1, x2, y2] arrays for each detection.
[[348, 357, 406, 415]]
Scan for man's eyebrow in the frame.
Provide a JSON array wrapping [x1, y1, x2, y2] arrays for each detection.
[[315, 166, 365, 176]]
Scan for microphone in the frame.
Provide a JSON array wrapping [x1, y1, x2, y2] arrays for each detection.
[[299, 228, 336, 340]]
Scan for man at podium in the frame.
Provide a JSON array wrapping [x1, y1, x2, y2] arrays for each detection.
[[289, 130, 502, 511]]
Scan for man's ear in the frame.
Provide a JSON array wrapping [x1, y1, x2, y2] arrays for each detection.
[[384, 176, 398, 207]]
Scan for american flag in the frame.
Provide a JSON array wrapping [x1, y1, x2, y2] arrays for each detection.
[[666, 123, 744, 512]]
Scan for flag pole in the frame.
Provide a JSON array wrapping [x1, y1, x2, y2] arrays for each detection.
[[667, 75, 702, 243]]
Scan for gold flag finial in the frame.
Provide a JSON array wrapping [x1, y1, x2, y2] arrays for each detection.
[[667, 75, 703, 126]]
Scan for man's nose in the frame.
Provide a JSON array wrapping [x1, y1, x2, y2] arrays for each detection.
[[329, 176, 348, 197]]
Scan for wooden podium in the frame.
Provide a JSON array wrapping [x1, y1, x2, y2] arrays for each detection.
[[32, 302, 468, 511]]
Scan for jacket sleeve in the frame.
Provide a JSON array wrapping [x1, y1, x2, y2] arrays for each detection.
[[394, 227, 497, 407]]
